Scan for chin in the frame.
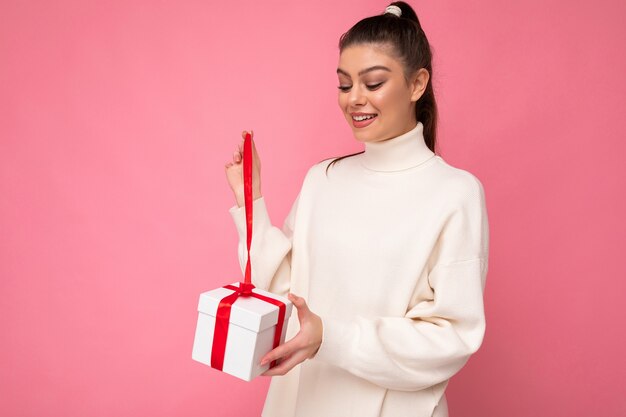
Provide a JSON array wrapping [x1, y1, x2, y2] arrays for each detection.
[[349, 128, 364, 139]]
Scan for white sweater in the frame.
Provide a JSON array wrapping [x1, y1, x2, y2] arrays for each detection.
[[228, 121, 489, 417]]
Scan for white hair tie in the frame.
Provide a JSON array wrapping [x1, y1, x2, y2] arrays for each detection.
[[384, 5, 402, 17]]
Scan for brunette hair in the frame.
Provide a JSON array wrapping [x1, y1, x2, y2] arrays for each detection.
[[324, 1, 438, 175]]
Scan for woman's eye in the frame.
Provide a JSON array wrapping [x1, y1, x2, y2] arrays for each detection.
[[337, 83, 384, 92]]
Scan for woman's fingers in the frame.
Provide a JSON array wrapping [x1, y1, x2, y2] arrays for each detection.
[[236, 130, 259, 167], [262, 351, 307, 377], [238, 132, 246, 157], [256, 294, 322, 378], [241, 130, 253, 140], [251, 137, 259, 159], [289, 293, 311, 321], [238, 130, 250, 159], [235, 130, 249, 164], [289, 293, 306, 308], [260, 337, 296, 366], [226, 130, 249, 168]]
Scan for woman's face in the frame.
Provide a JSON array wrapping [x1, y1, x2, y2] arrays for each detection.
[[337, 43, 427, 143]]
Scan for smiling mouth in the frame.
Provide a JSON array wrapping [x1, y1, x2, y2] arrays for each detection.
[[350, 113, 378, 129], [351, 114, 378, 121]]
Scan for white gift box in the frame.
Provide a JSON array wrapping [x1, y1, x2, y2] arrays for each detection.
[[192, 282, 293, 381]]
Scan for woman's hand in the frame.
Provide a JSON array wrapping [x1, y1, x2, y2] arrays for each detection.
[[260, 293, 323, 377], [225, 130, 262, 208]]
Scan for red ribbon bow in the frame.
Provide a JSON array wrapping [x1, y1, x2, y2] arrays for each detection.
[[210, 132, 286, 371]]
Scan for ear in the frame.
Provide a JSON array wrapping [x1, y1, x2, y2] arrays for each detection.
[[409, 68, 430, 102]]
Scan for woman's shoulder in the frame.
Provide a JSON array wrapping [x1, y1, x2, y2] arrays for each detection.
[[290, 158, 334, 196], [430, 155, 486, 203], [302, 157, 339, 180]]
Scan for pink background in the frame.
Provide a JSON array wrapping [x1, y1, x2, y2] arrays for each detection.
[[2, 1, 625, 416]]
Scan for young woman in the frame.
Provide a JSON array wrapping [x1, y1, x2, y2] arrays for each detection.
[[224, 2, 489, 416]]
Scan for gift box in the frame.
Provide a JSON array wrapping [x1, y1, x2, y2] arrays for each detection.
[[192, 281, 293, 381]]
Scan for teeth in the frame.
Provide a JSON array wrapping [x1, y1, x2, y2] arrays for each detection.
[[353, 114, 376, 121]]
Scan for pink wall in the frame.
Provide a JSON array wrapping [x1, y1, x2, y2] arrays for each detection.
[[1, 1, 624, 415]]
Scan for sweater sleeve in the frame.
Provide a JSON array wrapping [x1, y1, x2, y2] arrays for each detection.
[[313, 175, 489, 391], [228, 193, 300, 297]]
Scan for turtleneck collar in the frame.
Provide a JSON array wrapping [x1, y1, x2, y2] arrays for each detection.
[[360, 121, 435, 172]]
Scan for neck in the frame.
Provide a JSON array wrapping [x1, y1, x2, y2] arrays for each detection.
[[360, 122, 435, 172]]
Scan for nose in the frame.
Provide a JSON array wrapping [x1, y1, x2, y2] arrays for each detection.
[[348, 85, 366, 107]]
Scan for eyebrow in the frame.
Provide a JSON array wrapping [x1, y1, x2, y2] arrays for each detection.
[[336, 65, 392, 77]]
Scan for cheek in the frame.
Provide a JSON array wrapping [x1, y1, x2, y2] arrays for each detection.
[[368, 92, 387, 112], [372, 87, 404, 113]]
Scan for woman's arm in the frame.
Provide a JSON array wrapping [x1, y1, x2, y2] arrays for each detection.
[[314, 257, 488, 391], [228, 192, 301, 297]]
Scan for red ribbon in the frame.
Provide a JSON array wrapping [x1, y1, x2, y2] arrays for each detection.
[[210, 132, 286, 371]]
